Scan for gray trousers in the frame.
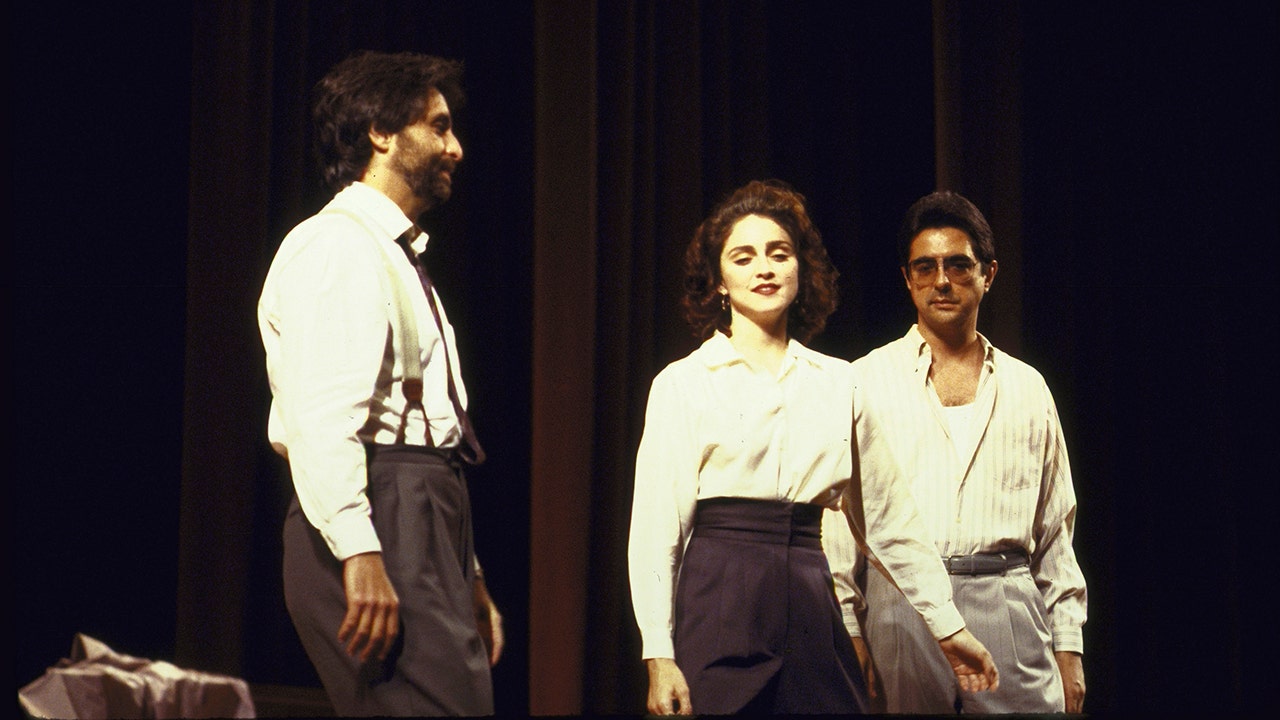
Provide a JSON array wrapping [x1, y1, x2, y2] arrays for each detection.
[[863, 563, 1064, 714], [283, 445, 493, 717]]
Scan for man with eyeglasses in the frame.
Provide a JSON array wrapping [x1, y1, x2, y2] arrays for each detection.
[[825, 190, 1087, 714]]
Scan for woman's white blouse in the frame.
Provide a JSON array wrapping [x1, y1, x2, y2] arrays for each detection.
[[627, 333, 854, 659]]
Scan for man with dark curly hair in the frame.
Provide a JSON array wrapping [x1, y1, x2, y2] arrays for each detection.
[[258, 50, 502, 716], [826, 190, 1087, 714]]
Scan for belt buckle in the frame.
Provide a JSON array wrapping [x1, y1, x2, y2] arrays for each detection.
[[946, 555, 977, 575]]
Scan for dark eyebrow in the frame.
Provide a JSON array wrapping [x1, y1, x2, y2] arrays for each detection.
[[428, 110, 452, 130], [765, 240, 795, 252], [911, 253, 973, 264]]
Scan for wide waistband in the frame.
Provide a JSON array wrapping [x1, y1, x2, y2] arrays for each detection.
[[364, 443, 462, 470], [942, 550, 1030, 576], [692, 497, 824, 548]]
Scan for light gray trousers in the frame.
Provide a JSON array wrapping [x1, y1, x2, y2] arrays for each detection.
[[862, 564, 1064, 714]]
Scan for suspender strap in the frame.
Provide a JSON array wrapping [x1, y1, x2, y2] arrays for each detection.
[[319, 208, 429, 445]]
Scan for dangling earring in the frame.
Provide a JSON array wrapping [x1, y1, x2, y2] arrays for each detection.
[[720, 292, 730, 311]]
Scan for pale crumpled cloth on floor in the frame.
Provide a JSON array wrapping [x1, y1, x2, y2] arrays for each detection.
[[18, 634, 255, 719]]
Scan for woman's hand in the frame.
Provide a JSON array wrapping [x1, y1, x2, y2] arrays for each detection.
[[645, 657, 692, 715], [850, 635, 879, 702]]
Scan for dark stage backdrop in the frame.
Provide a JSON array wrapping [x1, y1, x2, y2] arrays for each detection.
[[12, 0, 194, 705], [12, 1, 1273, 717]]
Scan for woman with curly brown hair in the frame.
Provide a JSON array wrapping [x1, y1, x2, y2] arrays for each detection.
[[627, 180, 997, 715]]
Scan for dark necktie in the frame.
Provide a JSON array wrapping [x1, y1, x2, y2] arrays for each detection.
[[396, 231, 486, 465]]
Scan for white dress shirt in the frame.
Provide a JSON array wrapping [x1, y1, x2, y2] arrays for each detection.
[[828, 325, 1087, 653], [628, 332, 964, 660], [258, 182, 470, 561]]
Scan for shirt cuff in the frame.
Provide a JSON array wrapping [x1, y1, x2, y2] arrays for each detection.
[[1052, 627, 1084, 655], [841, 607, 862, 637], [641, 634, 675, 660], [920, 603, 967, 641], [323, 513, 383, 562]]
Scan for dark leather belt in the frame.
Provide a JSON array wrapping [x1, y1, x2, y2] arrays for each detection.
[[943, 550, 1029, 576]]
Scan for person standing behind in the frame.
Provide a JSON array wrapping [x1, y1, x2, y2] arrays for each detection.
[[258, 51, 503, 716], [827, 190, 1087, 714], [628, 180, 998, 716]]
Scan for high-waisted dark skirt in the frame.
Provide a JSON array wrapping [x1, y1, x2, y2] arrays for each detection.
[[673, 497, 868, 715]]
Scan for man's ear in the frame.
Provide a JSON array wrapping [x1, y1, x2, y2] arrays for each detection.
[[983, 259, 998, 291], [368, 125, 395, 154]]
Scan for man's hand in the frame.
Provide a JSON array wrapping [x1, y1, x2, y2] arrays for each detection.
[[1055, 651, 1085, 713], [473, 576, 505, 666], [938, 627, 999, 693], [338, 552, 400, 662], [850, 635, 879, 702], [645, 657, 692, 715]]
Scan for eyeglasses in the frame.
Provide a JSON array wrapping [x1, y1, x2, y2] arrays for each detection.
[[906, 256, 980, 285]]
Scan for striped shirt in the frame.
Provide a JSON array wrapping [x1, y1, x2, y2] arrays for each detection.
[[828, 325, 1087, 654]]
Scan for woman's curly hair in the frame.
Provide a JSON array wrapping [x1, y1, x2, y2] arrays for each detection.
[[681, 179, 838, 344]]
